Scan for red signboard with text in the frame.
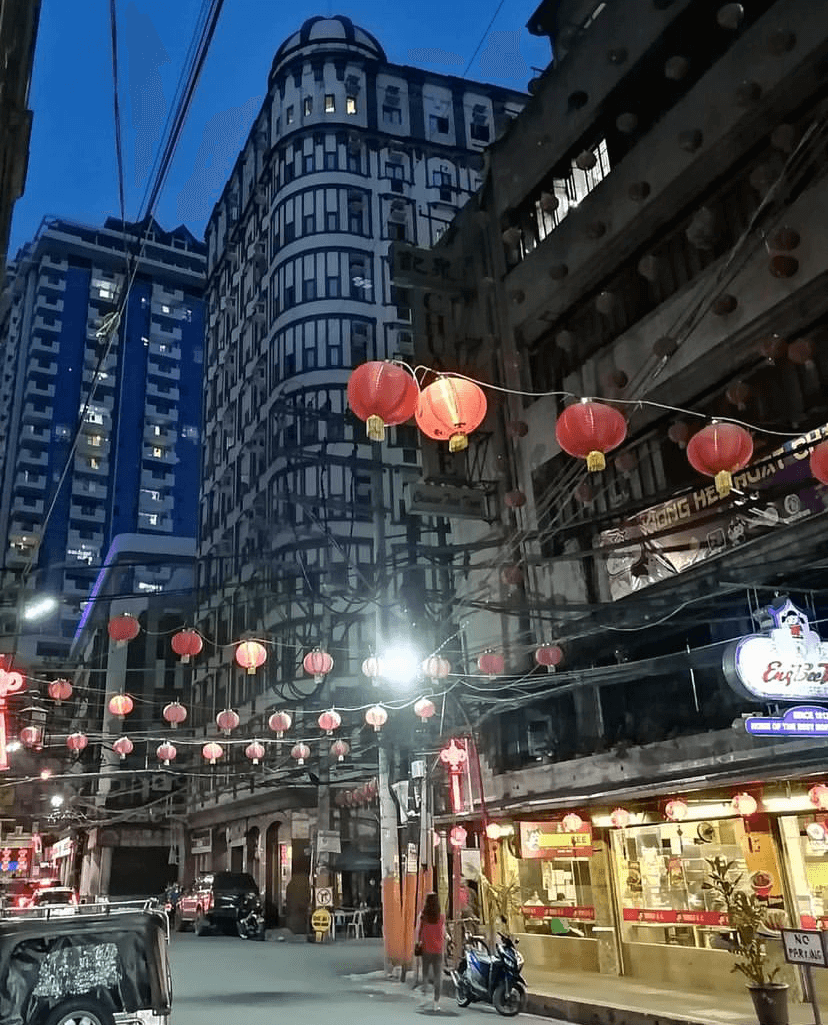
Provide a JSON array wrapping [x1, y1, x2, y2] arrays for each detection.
[[518, 821, 593, 859], [522, 904, 596, 921], [623, 907, 730, 926]]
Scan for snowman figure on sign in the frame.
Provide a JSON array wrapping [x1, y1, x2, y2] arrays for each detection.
[[766, 598, 820, 661]]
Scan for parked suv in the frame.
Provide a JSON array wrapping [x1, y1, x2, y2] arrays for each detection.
[[177, 872, 259, 935]]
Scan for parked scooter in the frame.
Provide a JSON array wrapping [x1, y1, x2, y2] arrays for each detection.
[[236, 891, 266, 940], [452, 931, 527, 1016]]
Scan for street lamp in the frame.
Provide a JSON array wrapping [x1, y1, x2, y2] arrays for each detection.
[[377, 644, 421, 688], [22, 596, 58, 621]]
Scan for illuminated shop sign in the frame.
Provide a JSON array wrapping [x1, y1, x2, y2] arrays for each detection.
[[744, 705, 828, 738], [522, 904, 595, 921], [622, 908, 730, 926], [518, 820, 593, 859], [723, 598, 828, 703], [599, 425, 828, 601]]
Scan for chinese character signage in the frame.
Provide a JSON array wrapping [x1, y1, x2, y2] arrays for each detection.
[[518, 820, 593, 859], [724, 598, 828, 703], [391, 242, 463, 293], [598, 426, 828, 600]]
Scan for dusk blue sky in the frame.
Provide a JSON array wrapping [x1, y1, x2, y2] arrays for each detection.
[[10, 1, 550, 255]]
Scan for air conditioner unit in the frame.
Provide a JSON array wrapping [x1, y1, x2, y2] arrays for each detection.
[[389, 209, 407, 224], [390, 198, 407, 212]]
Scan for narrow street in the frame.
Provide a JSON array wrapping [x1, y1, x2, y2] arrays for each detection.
[[169, 932, 549, 1025]]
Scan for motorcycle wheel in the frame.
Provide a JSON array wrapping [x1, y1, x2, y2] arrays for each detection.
[[455, 979, 471, 1008], [493, 981, 525, 1017]]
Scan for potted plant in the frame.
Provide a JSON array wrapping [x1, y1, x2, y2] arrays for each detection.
[[704, 856, 788, 1025]]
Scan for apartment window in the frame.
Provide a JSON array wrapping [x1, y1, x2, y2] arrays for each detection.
[[388, 222, 407, 242], [326, 274, 340, 298], [89, 457, 100, 470], [303, 97, 313, 116], [325, 211, 339, 231], [347, 151, 361, 173], [148, 513, 159, 526], [286, 105, 294, 125], [303, 154, 315, 174], [325, 94, 335, 113], [324, 150, 338, 171], [89, 434, 103, 447], [429, 114, 449, 134], [303, 213, 315, 235], [382, 106, 402, 125], [433, 169, 453, 202], [470, 122, 490, 142], [387, 162, 404, 181], [346, 96, 357, 115], [302, 278, 317, 302]]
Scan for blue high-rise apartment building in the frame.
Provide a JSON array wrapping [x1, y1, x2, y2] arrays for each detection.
[[0, 216, 206, 666]]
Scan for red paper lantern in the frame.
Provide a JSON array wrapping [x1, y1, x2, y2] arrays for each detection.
[[108, 613, 140, 646], [202, 741, 224, 765], [162, 701, 187, 728], [732, 792, 758, 816], [414, 697, 436, 722], [235, 640, 267, 675], [362, 656, 382, 682], [555, 399, 627, 471], [365, 705, 388, 731], [113, 736, 133, 760], [347, 361, 419, 441], [48, 679, 73, 704], [562, 813, 583, 832], [415, 376, 488, 453], [788, 338, 814, 366], [449, 825, 467, 848], [668, 421, 692, 449], [318, 709, 342, 734], [330, 739, 350, 762], [245, 740, 266, 765], [478, 651, 504, 677], [20, 725, 42, 749], [759, 335, 787, 362], [422, 655, 450, 681], [535, 644, 563, 671], [809, 783, 828, 810], [216, 708, 240, 735], [810, 441, 828, 485], [504, 490, 527, 509], [108, 693, 133, 718], [67, 732, 88, 754], [291, 742, 311, 765], [665, 798, 688, 821], [171, 629, 203, 663], [610, 807, 631, 829], [157, 742, 177, 765], [687, 423, 753, 497], [303, 648, 334, 683], [501, 564, 524, 587], [268, 710, 292, 737]]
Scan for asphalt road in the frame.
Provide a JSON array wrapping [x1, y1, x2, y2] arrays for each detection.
[[169, 932, 546, 1024]]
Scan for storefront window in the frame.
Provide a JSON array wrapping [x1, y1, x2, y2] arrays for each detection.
[[613, 816, 785, 948], [779, 814, 828, 928]]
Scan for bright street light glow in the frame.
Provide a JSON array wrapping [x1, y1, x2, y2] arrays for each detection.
[[6, 740, 20, 752], [50, 794, 64, 808], [22, 596, 58, 621], [379, 645, 421, 688]]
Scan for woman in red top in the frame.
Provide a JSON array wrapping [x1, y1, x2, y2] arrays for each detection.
[[417, 891, 445, 1011]]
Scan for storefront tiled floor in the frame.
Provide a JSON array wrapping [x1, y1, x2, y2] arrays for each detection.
[[528, 968, 818, 1025]]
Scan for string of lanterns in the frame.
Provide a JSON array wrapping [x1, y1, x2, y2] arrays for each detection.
[[345, 360, 828, 497]]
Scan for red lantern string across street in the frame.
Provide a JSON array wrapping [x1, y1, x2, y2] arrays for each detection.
[[268, 711, 292, 738], [810, 441, 828, 486], [422, 655, 450, 682], [67, 732, 88, 754], [362, 656, 382, 683], [415, 376, 488, 453], [365, 705, 388, 732], [478, 651, 504, 677], [303, 648, 334, 684], [291, 742, 311, 766], [347, 360, 419, 442], [610, 808, 631, 829], [162, 701, 187, 728], [108, 613, 140, 646], [20, 725, 42, 749], [235, 640, 267, 676], [202, 741, 224, 765], [48, 679, 73, 704], [809, 784, 828, 810], [535, 644, 563, 671], [665, 798, 689, 821], [555, 399, 627, 472], [157, 742, 177, 766], [171, 629, 203, 663], [686, 422, 753, 498], [245, 741, 266, 765], [732, 792, 758, 817], [330, 739, 350, 762], [318, 709, 341, 734], [108, 693, 134, 718], [113, 736, 133, 760], [414, 697, 436, 722], [216, 708, 240, 735]]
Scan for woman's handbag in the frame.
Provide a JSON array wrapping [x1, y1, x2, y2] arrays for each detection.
[[414, 941, 423, 957]]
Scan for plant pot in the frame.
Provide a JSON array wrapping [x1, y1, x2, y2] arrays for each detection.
[[748, 984, 789, 1025]]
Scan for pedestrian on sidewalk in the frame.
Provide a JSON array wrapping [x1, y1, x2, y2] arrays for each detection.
[[416, 891, 445, 1012]]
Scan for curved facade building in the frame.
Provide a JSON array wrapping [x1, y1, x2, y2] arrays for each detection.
[[192, 16, 525, 899]]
